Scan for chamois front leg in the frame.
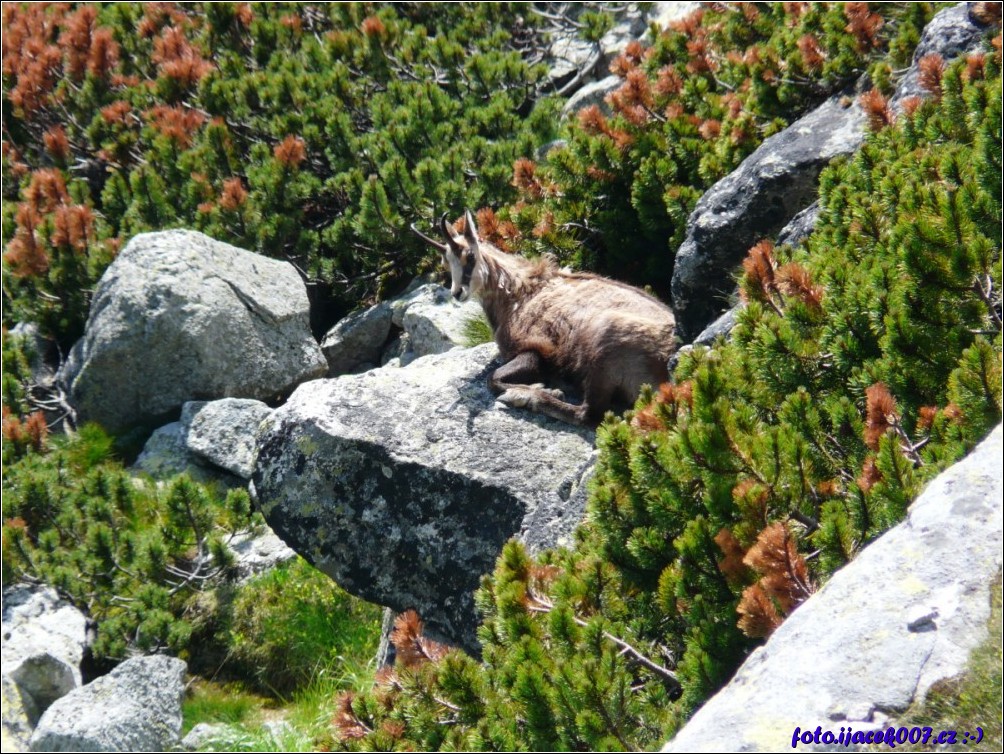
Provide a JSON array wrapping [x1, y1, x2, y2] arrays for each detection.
[[489, 351, 563, 398], [492, 351, 591, 424], [498, 387, 591, 426]]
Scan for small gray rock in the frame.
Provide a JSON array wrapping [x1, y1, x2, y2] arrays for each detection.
[[561, 75, 622, 118], [8, 323, 55, 390], [775, 201, 820, 250], [132, 419, 242, 488], [647, 2, 701, 35], [320, 303, 393, 377], [389, 283, 483, 364], [29, 655, 186, 753], [180, 722, 234, 751], [185, 398, 273, 479], [228, 529, 297, 581], [2, 586, 88, 720]]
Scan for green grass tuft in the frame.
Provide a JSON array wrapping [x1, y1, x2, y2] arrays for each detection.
[[182, 680, 267, 735], [222, 557, 381, 697], [460, 310, 494, 348]]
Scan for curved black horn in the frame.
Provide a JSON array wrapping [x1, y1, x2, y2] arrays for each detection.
[[440, 213, 464, 247], [409, 221, 448, 253]]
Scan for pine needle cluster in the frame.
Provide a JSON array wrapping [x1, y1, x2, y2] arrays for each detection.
[[2, 419, 256, 660]]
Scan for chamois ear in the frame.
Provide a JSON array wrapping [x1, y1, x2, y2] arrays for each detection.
[[440, 213, 465, 254], [463, 209, 480, 251]]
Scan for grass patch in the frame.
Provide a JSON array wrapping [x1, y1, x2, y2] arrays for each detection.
[[460, 311, 494, 347], [182, 680, 267, 735], [184, 559, 382, 750], [222, 557, 382, 697], [187, 667, 362, 752], [894, 575, 1003, 751]]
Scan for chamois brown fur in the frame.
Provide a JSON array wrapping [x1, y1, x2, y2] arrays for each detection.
[[414, 211, 677, 426]]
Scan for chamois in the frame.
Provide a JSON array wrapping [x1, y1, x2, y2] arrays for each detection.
[[413, 211, 676, 426]]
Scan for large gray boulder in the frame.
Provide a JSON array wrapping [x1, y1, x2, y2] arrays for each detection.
[[2, 586, 88, 723], [251, 343, 596, 651], [670, 94, 866, 340], [61, 230, 325, 433], [29, 655, 186, 753], [663, 424, 1003, 753]]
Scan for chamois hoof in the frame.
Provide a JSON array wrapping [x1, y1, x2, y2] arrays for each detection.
[[527, 383, 564, 399], [498, 387, 533, 409]]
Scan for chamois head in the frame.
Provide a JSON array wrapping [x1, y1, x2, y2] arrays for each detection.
[[411, 211, 485, 302]]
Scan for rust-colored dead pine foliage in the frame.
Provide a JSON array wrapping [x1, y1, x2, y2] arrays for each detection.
[[918, 53, 946, 98], [844, 2, 884, 52], [797, 33, 825, 70], [741, 239, 778, 304], [631, 381, 693, 432], [332, 692, 371, 741], [152, 25, 213, 87], [863, 382, 898, 450], [388, 609, 450, 670], [776, 262, 824, 310], [859, 88, 893, 132], [714, 527, 751, 587], [737, 522, 814, 638], [274, 134, 307, 168], [737, 583, 782, 638]]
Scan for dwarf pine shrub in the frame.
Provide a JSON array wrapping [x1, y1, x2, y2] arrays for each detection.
[[499, 2, 934, 297], [2, 421, 256, 659]]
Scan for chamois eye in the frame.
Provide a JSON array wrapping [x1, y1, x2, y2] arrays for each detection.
[[461, 251, 470, 265]]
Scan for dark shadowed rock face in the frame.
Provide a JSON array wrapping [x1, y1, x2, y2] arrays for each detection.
[[670, 95, 865, 340], [251, 344, 596, 651], [61, 230, 325, 433]]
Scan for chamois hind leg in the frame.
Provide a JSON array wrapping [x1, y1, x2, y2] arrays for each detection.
[[489, 351, 563, 398]]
